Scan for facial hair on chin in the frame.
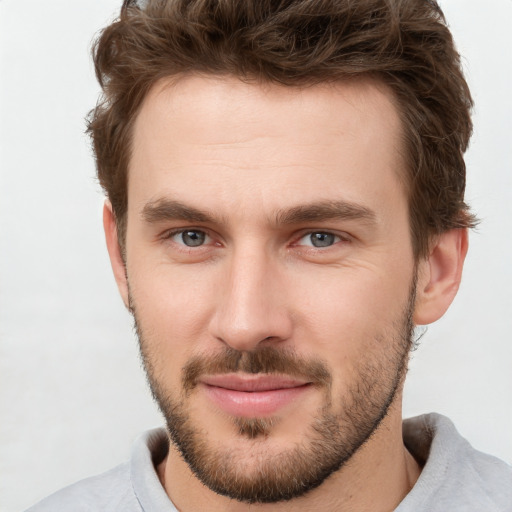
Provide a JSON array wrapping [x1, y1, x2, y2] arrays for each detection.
[[131, 282, 416, 504]]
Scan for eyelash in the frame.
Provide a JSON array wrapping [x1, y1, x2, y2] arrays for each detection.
[[161, 228, 350, 250], [294, 232, 347, 248], [162, 228, 214, 249]]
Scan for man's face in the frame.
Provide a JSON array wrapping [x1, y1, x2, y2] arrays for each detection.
[[122, 76, 418, 502]]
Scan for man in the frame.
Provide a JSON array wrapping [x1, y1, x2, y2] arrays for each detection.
[[27, 0, 512, 510]]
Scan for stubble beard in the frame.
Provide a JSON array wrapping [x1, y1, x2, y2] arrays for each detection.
[[131, 283, 416, 504]]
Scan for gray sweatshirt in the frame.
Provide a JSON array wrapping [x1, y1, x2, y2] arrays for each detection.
[[26, 413, 512, 511]]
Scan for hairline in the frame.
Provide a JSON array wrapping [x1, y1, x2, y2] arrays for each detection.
[[115, 71, 427, 259]]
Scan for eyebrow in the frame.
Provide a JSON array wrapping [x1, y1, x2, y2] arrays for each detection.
[[275, 200, 376, 226], [142, 199, 219, 224], [141, 198, 376, 226]]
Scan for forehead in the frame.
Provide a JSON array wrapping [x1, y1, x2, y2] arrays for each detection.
[[128, 75, 406, 223]]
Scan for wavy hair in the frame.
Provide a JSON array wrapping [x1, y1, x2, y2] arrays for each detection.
[[88, 0, 477, 258]]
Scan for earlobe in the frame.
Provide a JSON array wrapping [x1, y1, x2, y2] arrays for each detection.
[[103, 201, 130, 308], [413, 228, 468, 326]]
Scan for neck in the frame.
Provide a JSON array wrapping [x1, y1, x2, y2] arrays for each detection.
[[157, 400, 421, 512]]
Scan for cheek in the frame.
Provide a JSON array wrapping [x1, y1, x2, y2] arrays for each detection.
[[128, 261, 219, 366], [290, 265, 413, 359]]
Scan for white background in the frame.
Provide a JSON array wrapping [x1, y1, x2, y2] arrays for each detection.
[[0, 1, 511, 511]]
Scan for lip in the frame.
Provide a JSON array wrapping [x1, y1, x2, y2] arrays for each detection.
[[200, 374, 312, 417]]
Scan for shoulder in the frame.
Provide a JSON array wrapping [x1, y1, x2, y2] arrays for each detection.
[[400, 413, 512, 512], [25, 462, 141, 512], [25, 427, 172, 512]]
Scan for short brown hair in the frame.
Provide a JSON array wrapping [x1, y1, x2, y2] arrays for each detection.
[[88, 0, 477, 258]]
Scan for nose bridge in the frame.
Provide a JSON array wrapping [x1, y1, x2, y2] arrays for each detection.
[[211, 241, 291, 351]]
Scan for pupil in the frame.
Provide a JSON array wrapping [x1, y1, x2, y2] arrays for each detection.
[[182, 231, 205, 247], [311, 233, 334, 247]]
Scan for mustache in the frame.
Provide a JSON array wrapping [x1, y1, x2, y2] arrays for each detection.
[[182, 346, 332, 392]]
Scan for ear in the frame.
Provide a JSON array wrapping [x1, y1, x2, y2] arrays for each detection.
[[413, 228, 468, 325], [103, 200, 130, 308]]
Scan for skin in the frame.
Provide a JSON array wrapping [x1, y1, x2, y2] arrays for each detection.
[[104, 75, 468, 511]]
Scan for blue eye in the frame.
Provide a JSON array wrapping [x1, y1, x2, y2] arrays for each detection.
[[300, 232, 340, 248], [172, 230, 208, 247]]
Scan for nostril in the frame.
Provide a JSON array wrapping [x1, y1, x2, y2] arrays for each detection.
[[261, 336, 283, 344]]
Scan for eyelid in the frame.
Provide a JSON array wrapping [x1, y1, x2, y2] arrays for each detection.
[[292, 229, 351, 246], [161, 227, 212, 245], [158, 227, 350, 249]]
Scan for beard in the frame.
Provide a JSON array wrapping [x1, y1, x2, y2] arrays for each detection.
[[131, 281, 416, 504]]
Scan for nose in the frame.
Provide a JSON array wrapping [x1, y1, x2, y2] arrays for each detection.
[[209, 246, 293, 352]]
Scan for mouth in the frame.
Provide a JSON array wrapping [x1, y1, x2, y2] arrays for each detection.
[[199, 374, 312, 417]]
